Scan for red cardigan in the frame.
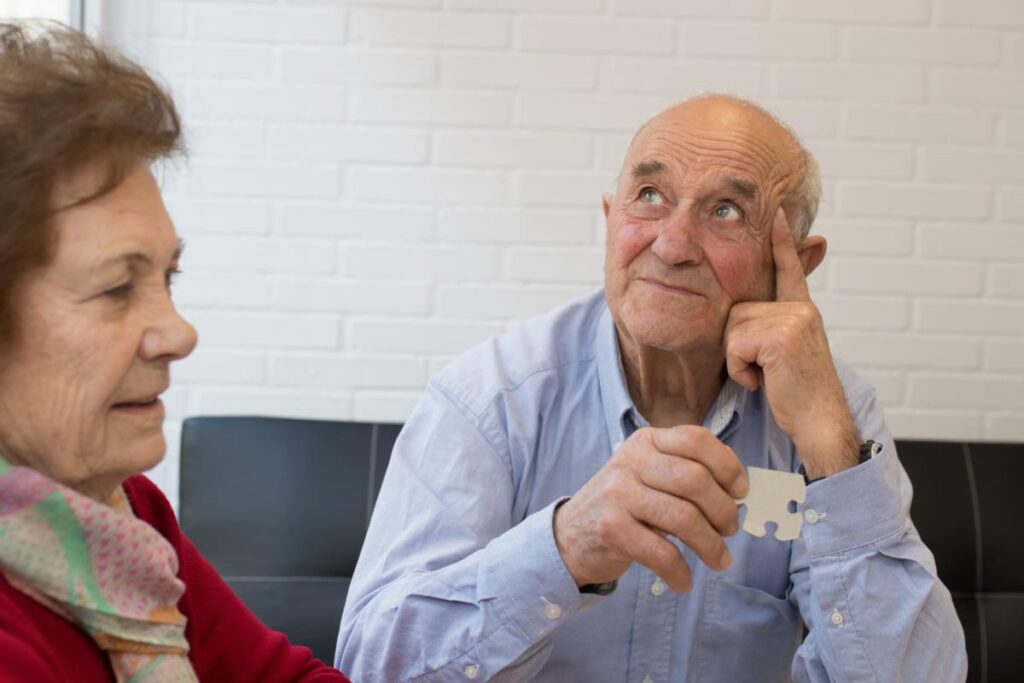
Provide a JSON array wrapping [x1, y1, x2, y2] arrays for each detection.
[[0, 475, 351, 682]]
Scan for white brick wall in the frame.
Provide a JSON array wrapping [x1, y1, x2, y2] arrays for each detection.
[[105, 0, 1024, 506]]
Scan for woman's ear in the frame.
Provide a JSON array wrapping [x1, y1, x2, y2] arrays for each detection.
[[796, 234, 827, 277]]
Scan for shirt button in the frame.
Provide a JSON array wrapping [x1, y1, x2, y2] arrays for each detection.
[[804, 509, 820, 524], [830, 609, 844, 628], [650, 579, 666, 597], [642, 676, 655, 683], [541, 596, 562, 620], [464, 663, 479, 679], [613, 441, 623, 451]]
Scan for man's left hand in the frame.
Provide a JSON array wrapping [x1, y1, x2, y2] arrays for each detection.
[[723, 208, 859, 479]]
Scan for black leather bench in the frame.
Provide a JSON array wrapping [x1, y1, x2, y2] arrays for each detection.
[[179, 416, 1022, 679]]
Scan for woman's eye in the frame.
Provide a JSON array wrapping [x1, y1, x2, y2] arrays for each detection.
[[639, 187, 664, 204], [104, 283, 134, 299], [165, 268, 181, 289], [714, 203, 742, 221]]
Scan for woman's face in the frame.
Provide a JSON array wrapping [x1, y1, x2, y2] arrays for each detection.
[[0, 163, 197, 500]]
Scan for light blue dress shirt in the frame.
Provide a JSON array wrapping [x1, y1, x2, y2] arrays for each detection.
[[337, 290, 967, 683]]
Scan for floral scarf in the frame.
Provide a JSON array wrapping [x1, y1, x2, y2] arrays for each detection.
[[0, 457, 198, 682]]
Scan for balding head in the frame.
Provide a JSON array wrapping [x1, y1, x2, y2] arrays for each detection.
[[621, 94, 821, 239]]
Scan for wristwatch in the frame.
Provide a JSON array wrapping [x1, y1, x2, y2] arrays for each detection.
[[802, 439, 881, 485]]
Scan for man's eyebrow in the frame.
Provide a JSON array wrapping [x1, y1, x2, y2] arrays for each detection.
[[726, 177, 758, 201], [630, 160, 668, 180]]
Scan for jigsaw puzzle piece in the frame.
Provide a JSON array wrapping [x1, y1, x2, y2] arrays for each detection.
[[734, 467, 807, 541]]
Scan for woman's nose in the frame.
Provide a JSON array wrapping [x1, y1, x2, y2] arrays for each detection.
[[140, 297, 198, 363]]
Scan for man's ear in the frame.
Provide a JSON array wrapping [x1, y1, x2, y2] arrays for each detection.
[[602, 192, 612, 218], [796, 235, 827, 277]]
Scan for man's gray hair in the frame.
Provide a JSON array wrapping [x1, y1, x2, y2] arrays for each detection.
[[618, 94, 822, 240]]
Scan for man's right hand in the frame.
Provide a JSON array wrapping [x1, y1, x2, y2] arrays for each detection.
[[553, 425, 748, 593]]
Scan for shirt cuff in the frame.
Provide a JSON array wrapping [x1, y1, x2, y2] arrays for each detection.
[[477, 497, 597, 644], [800, 446, 909, 557]]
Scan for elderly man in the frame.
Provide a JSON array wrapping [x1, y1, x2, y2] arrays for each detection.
[[336, 95, 967, 682]]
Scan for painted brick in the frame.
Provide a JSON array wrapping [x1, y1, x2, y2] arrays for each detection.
[[442, 53, 600, 90], [921, 148, 1024, 183], [435, 284, 590, 319], [277, 278, 432, 315], [196, 389, 351, 421], [918, 300, 1024, 335], [438, 209, 594, 245], [775, 65, 927, 102], [522, 93, 668, 131], [505, 247, 604, 283], [172, 350, 266, 385], [840, 184, 990, 220], [776, 0, 928, 24], [809, 142, 914, 180], [351, 88, 511, 126], [885, 410, 984, 441], [934, 70, 1024, 106], [449, 0, 602, 11], [1007, 112, 1024, 147], [910, 375, 1024, 410], [353, 392, 421, 423], [350, 9, 509, 48], [986, 415, 1024, 441], [274, 204, 435, 241], [765, 101, 840, 139], [815, 295, 911, 331], [855, 369, 906, 406], [351, 168, 508, 205], [270, 354, 427, 389], [920, 225, 1024, 261], [281, 49, 436, 86], [998, 190, 1024, 221], [150, 41, 273, 79], [814, 221, 914, 257], [988, 340, 1024, 372], [609, 59, 766, 96], [597, 134, 631, 173], [175, 273, 273, 309], [518, 172, 613, 208], [186, 163, 340, 199], [1008, 34, 1024, 71], [845, 106, 996, 144], [350, 318, 503, 354], [436, 132, 592, 169], [991, 265, 1024, 297], [611, 0, 768, 19], [846, 28, 999, 65], [269, 126, 429, 163], [188, 312, 339, 349], [188, 123, 266, 161], [190, 84, 345, 122], [937, 0, 1024, 28], [832, 260, 982, 296], [150, 2, 186, 38], [683, 23, 837, 60], [188, 6, 345, 42], [184, 237, 335, 273], [832, 333, 981, 369], [521, 17, 675, 55], [345, 244, 499, 280], [165, 198, 271, 236]]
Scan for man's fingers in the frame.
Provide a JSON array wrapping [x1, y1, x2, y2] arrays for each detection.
[[637, 457, 741, 536], [618, 523, 694, 592], [771, 207, 811, 303], [646, 426, 748, 498], [634, 490, 732, 573]]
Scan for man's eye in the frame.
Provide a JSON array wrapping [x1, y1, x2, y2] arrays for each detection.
[[714, 203, 742, 221], [639, 187, 664, 204]]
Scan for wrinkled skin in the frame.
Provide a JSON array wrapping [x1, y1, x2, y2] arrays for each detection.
[[0, 164, 197, 501], [554, 97, 860, 592]]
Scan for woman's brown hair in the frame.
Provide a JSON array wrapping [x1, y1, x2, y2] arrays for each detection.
[[0, 21, 183, 344]]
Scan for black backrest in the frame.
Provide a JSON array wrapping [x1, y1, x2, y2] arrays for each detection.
[[179, 417, 1022, 680], [178, 416, 400, 664]]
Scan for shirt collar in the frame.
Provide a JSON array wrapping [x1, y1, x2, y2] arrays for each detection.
[[595, 303, 746, 448]]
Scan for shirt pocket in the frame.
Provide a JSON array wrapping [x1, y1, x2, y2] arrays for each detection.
[[694, 577, 802, 683]]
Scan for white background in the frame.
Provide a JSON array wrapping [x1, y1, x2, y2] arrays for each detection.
[[89, 0, 1024, 507]]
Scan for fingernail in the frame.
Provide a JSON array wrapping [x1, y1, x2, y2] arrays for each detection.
[[732, 474, 749, 499]]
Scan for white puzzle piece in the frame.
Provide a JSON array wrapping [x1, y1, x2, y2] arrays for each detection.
[[734, 467, 807, 541]]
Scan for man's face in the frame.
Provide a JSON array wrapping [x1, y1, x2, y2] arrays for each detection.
[[604, 100, 800, 354]]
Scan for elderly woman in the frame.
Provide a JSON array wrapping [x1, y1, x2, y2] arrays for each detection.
[[0, 23, 350, 683]]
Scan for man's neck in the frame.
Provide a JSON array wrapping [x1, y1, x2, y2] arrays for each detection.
[[615, 324, 726, 429]]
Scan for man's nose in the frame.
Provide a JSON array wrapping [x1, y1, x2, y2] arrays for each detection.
[[650, 211, 705, 266]]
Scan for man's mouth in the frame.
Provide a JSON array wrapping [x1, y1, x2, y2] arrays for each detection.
[[640, 277, 704, 297]]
